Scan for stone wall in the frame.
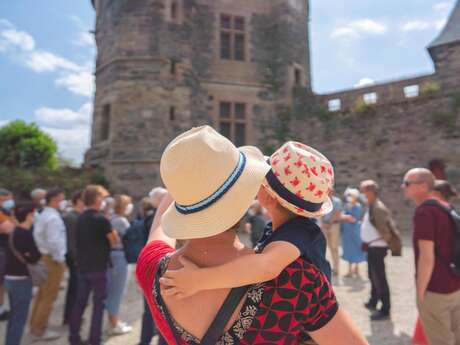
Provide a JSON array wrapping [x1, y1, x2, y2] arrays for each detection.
[[295, 90, 460, 231]]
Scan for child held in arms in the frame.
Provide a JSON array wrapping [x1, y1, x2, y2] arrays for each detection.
[[160, 141, 334, 298]]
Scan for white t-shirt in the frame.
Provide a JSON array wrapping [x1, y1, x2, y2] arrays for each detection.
[[361, 211, 387, 247]]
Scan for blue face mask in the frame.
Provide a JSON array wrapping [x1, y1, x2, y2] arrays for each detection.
[[2, 199, 15, 211]]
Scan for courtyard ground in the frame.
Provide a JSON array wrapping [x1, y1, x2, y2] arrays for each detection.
[[0, 238, 417, 345]]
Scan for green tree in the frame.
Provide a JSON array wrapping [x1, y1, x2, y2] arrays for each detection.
[[0, 120, 58, 169]]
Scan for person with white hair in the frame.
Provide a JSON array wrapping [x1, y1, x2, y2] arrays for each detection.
[[148, 187, 167, 208], [30, 189, 46, 214], [340, 188, 366, 278]]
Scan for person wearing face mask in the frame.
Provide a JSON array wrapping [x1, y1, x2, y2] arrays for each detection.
[[30, 188, 46, 213], [29, 187, 67, 341], [340, 188, 366, 278], [0, 188, 16, 321], [70, 185, 119, 345], [62, 191, 85, 325], [4, 203, 41, 345], [106, 194, 133, 336]]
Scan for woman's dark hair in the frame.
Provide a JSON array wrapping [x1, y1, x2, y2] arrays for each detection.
[[71, 190, 83, 205], [14, 203, 36, 223]]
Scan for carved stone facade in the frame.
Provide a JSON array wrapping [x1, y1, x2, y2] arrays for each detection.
[[87, 0, 460, 230], [86, 0, 312, 197]]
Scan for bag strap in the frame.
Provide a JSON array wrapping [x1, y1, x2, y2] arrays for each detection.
[[154, 263, 250, 345], [419, 200, 460, 271], [8, 231, 27, 265], [200, 285, 250, 345]]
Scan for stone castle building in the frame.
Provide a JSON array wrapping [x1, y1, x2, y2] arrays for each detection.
[[86, 0, 460, 230]]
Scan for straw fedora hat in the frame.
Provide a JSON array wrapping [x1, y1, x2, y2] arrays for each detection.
[[160, 126, 270, 239], [264, 141, 334, 218]]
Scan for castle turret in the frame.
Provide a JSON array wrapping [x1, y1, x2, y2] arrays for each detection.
[[86, 0, 312, 197], [428, 0, 460, 88]]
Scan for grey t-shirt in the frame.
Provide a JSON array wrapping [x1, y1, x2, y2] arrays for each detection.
[[110, 215, 130, 249]]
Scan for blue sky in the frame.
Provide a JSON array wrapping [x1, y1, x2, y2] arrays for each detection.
[[0, 0, 456, 164]]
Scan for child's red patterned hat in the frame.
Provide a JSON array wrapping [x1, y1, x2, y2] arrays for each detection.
[[264, 141, 334, 218]]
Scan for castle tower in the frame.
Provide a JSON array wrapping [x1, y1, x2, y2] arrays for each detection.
[[86, 0, 312, 197], [428, 0, 460, 88]]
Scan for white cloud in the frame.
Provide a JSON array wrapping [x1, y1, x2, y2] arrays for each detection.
[[354, 78, 375, 88], [25, 51, 80, 73], [402, 21, 431, 32], [331, 19, 387, 39], [42, 125, 90, 164], [35, 102, 92, 128], [35, 102, 93, 164], [55, 69, 94, 97], [74, 31, 94, 47], [435, 19, 447, 30], [434, 2, 451, 12], [401, 18, 447, 32], [1, 29, 35, 51], [331, 27, 359, 39], [0, 19, 93, 97], [0, 120, 10, 128]]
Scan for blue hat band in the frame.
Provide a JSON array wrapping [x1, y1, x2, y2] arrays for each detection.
[[265, 168, 323, 213], [175, 152, 247, 215]]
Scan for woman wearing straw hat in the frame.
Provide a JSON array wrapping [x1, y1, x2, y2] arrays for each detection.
[[136, 126, 369, 345]]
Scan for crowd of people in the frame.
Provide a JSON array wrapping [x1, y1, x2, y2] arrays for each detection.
[[0, 124, 459, 345], [0, 185, 169, 345]]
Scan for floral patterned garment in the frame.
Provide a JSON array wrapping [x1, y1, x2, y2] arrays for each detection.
[[136, 241, 339, 345]]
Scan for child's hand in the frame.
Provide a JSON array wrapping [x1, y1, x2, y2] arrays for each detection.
[[159, 256, 202, 299]]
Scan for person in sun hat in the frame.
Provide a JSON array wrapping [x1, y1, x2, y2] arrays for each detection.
[[136, 128, 368, 345], [161, 141, 334, 299]]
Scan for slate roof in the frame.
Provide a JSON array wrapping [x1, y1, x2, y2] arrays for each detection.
[[429, 0, 460, 49]]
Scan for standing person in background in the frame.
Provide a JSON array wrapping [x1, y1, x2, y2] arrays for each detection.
[[322, 190, 343, 277], [360, 180, 398, 321], [4, 203, 41, 345], [103, 197, 115, 220], [70, 185, 119, 345], [62, 190, 85, 325], [341, 188, 366, 278], [139, 190, 168, 345], [245, 200, 268, 247], [145, 187, 167, 233], [30, 188, 47, 214], [30, 187, 67, 341], [106, 194, 133, 336], [0, 188, 16, 321], [403, 169, 460, 345], [433, 180, 458, 203]]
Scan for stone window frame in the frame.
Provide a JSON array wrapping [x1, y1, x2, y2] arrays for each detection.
[[99, 103, 111, 143], [219, 14, 246, 62], [363, 92, 378, 105], [328, 99, 341, 112], [218, 101, 248, 146], [404, 85, 420, 98], [166, 0, 183, 24], [292, 63, 305, 87]]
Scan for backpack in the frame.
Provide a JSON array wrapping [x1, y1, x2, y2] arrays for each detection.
[[422, 200, 460, 277], [122, 219, 148, 264]]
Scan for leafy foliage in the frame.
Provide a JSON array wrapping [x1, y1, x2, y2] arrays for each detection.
[[0, 166, 109, 201], [0, 120, 58, 170]]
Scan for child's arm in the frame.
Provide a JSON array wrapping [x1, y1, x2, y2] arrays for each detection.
[[160, 241, 300, 298]]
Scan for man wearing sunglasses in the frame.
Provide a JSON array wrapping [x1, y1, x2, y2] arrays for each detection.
[[403, 168, 460, 345]]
